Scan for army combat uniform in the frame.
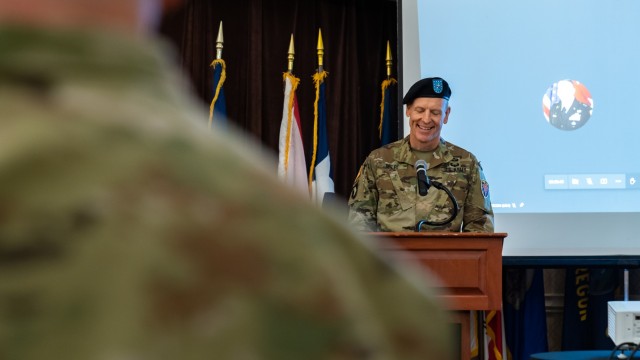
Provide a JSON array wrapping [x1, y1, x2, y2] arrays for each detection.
[[0, 26, 453, 360], [349, 136, 494, 233]]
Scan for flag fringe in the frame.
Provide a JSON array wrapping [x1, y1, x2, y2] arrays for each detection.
[[379, 78, 397, 138], [308, 70, 328, 191], [208, 59, 227, 128], [485, 310, 504, 360], [282, 72, 300, 173]]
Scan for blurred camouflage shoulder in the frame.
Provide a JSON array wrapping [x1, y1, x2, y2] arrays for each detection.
[[0, 26, 452, 360]]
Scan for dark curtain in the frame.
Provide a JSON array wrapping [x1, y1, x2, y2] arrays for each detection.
[[159, 0, 399, 201]]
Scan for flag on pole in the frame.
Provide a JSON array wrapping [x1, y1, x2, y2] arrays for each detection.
[[309, 29, 334, 204], [309, 69, 334, 204], [503, 268, 548, 360], [561, 268, 590, 350], [484, 310, 505, 360], [561, 268, 617, 350], [278, 71, 308, 196], [379, 41, 397, 146], [379, 77, 397, 146], [209, 21, 227, 128]]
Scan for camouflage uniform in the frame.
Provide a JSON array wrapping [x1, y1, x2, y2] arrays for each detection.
[[0, 26, 452, 359], [349, 136, 494, 233]]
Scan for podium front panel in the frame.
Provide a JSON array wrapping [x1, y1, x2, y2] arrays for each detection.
[[368, 232, 505, 311]]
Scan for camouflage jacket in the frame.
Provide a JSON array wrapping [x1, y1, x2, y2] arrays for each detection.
[[0, 26, 452, 360], [348, 136, 494, 233]]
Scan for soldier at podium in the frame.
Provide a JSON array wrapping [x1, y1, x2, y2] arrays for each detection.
[[348, 77, 494, 233]]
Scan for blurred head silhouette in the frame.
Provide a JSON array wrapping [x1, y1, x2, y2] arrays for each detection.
[[0, 0, 184, 34]]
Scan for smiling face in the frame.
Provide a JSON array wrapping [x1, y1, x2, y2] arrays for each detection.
[[406, 97, 450, 151]]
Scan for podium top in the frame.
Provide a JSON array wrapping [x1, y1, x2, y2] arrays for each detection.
[[367, 231, 507, 239]]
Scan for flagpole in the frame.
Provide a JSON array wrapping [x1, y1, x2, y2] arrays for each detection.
[[308, 28, 334, 202], [216, 21, 224, 60], [308, 29, 324, 191], [287, 34, 294, 73], [209, 21, 227, 128], [317, 29, 324, 73], [386, 40, 392, 81], [278, 34, 308, 196], [380, 40, 397, 145], [282, 35, 296, 173]]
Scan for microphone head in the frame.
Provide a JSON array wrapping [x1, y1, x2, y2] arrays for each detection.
[[415, 159, 428, 171]]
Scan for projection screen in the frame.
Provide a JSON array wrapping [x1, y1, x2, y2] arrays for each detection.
[[400, 0, 640, 258]]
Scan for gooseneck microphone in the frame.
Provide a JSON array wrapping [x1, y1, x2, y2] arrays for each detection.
[[413, 159, 460, 231], [415, 159, 430, 196]]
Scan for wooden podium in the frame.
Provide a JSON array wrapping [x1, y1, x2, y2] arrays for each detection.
[[368, 232, 506, 360]]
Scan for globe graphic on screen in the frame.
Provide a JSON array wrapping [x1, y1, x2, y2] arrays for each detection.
[[542, 79, 594, 131]]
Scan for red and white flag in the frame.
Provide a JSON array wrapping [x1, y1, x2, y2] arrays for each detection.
[[484, 310, 506, 360], [278, 72, 309, 197]]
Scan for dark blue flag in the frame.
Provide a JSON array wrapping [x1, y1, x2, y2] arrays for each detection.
[[208, 59, 227, 127], [562, 268, 617, 350], [503, 268, 548, 360], [309, 70, 334, 204]]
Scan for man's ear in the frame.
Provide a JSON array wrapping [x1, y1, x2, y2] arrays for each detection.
[[443, 106, 451, 124]]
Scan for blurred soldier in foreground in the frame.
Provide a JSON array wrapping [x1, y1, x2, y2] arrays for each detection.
[[0, 0, 451, 359]]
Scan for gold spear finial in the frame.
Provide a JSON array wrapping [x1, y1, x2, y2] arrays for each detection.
[[386, 41, 393, 79], [287, 34, 295, 73], [317, 28, 324, 72], [216, 21, 224, 60]]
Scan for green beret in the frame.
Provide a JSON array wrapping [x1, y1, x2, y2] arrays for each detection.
[[402, 77, 451, 104]]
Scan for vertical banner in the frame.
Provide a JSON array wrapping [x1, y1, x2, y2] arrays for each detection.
[[309, 30, 334, 205], [309, 70, 335, 204], [278, 72, 309, 196], [484, 310, 505, 360], [209, 59, 227, 127], [562, 268, 617, 350], [379, 78, 397, 146], [209, 21, 227, 128], [503, 268, 548, 360]]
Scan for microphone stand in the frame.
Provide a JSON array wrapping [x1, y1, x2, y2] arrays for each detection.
[[415, 180, 460, 231]]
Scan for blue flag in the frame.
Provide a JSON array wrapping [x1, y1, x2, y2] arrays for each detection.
[[209, 59, 227, 127], [503, 269, 548, 360], [309, 70, 334, 204], [379, 78, 397, 146]]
